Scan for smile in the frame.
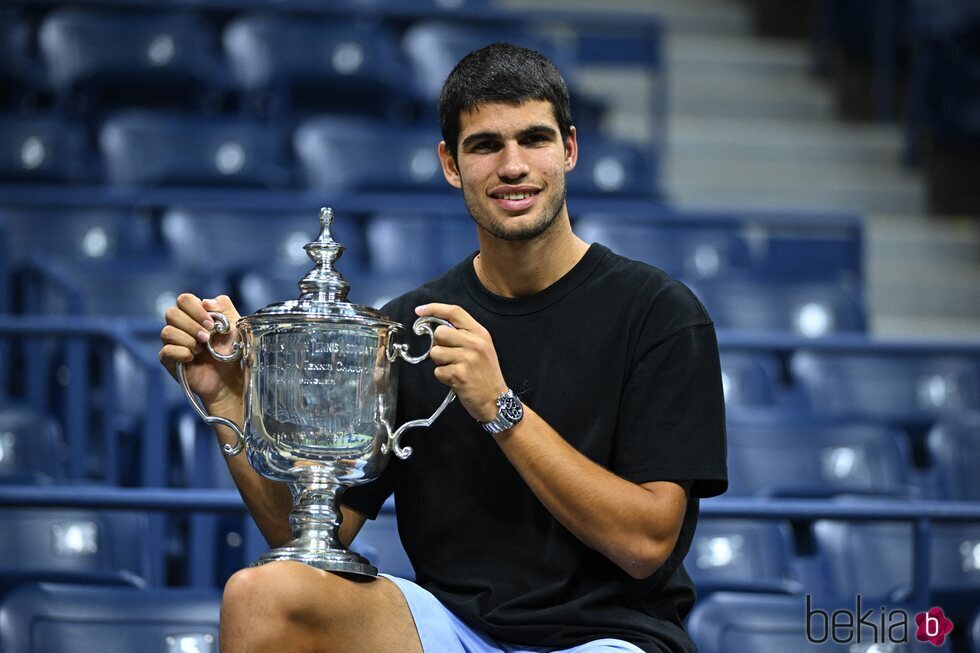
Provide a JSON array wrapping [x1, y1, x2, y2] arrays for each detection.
[[492, 191, 537, 200]]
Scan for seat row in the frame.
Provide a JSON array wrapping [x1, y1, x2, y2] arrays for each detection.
[[0, 8, 602, 121], [0, 111, 658, 197]]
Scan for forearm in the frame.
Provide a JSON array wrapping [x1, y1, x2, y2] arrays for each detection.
[[207, 398, 294, 548], [493, 406, 687, 579]]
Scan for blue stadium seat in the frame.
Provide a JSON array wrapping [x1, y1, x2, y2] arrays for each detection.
[[726, 420, 913, 498], [224, 14, 413, 119], [813, 519, 980, 618], [0, 509, 154, 592], [160, 207, 367, 279], [927, 413, 980, 501], [0, 207, 156, 277], [692, 279, 866, 337], [685, 518, 800, 596], [575, 215, 752, 281], [294, 116, 444, 192], [790, 349, 980, 425], [100, 111, 290, 188], [0, 10, 46, 109], [687, 591, 952, 652], [38, 8, 228, 114], [0, 115, 91, 183], [973, 608, 980, 653], [0, 404, 66, 484], [569, 135, 658, 197], [718, 351, 785, 408], [365, 213, 477, 278], [401, 20, 604, 130], [0, 583, 220, 653]]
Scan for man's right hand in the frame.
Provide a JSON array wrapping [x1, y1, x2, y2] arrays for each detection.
[[159, 293, 245, 412]]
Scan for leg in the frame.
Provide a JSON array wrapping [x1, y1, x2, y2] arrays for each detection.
[[220, 561, 422, 653]]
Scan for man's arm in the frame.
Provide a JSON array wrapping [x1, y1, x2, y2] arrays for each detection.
[[417, 303, 689, 580]]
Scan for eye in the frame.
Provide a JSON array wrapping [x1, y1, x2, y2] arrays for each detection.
[[471, 140, 499, 153]]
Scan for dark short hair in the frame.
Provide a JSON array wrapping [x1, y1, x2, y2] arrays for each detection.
[[438, 42, 573, 158]]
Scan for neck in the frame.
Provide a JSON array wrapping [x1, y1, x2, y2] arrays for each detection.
[[473, 215, 590, 298]]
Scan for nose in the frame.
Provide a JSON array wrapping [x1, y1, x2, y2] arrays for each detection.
[[497, 142, 529, 181]]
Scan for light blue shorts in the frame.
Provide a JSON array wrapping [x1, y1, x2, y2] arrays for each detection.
[[382, 574, 646, 653]]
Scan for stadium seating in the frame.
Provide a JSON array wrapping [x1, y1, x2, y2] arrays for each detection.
[[0, 115, 91, 184], [725, 420, 913, 498], [0, 404, 66, 485], [294, 115, 445, 192], [0, 509, 154, 593], [0, 9, 45, 109], [685, 518, 801, 596], [566, 134, 659, 197], [100, 111, 291, 188], [927, 413, 980, 501], [0, 582, 220, 653], [224, 14, 414, 120], [38, 7, 229, 114], [813, 519, 980, 621], [717, 351, 784, 408], [972, 609, 980, 653], [790, 348, 980, 426], [160, 207, 367, 279], [576, 214, 752, 281], [692, 278, 866, 337], [364, 213, 477, 278]]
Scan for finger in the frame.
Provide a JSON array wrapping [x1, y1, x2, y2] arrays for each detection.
[[203, 294, 241, 322], [415, 303, 480, 332], [176, 293, 213, 330], [431, 324, 472, 347], [158, 343, 196, 368], [160, 324, 202, 352], [429, 344, 464, 367], [165, 305, 213, 344]]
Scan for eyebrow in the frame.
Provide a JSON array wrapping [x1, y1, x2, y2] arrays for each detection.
[[460, 124, 559, 150]]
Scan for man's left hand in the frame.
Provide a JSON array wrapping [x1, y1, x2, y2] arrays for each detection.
[[415, 303, 508, 424]]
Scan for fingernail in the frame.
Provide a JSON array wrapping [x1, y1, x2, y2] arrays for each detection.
[[415, 304, 426, 315], [202, 299, 215, 307], [202, 319, 214, 330], [197, 330, 209, 343]]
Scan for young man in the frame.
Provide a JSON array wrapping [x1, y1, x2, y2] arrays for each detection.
[[159, 43, 726, 653]]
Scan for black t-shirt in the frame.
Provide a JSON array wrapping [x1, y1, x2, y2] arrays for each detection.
[[344, 243, 727, 653]]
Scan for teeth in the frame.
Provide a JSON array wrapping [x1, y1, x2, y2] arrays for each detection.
[[497, 192, 532, 200]]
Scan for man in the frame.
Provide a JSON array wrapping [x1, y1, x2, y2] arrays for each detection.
[[160, 43, 727, 653]]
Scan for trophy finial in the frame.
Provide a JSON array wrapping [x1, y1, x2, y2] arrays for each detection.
[[299, 207, 350, 302]]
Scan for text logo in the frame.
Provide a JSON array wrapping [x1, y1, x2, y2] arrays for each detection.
[[806, 595, 953, 647], [915, 607, 953, 647]]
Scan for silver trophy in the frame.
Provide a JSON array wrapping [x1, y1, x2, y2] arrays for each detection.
[[176, 207, 454, 576]]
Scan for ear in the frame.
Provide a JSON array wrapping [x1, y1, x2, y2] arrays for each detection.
[[438, 141, 462, 189], [564, 126, 578, 173]]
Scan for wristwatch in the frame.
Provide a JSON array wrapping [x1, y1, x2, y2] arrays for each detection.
[[480, 388, 524, 434]]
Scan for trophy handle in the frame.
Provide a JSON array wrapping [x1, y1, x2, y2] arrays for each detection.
[[175, 311, 246, 457], [384, 316, 457, 460]]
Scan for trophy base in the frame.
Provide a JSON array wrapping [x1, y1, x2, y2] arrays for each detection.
[[252, 546, 379, 577]]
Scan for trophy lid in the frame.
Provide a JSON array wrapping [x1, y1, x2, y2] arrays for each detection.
[[242, 207, 399, 329]]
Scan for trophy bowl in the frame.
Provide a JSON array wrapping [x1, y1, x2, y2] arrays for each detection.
[[177, 208, 454, 576]]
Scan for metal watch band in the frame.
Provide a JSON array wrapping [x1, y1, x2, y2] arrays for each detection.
[[480, 388, 524, 434]]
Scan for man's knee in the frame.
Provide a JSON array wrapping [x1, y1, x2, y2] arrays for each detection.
[[223, 561, 357, 627]]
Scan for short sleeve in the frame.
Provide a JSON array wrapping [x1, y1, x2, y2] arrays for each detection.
[[612, 322, 728, 498]]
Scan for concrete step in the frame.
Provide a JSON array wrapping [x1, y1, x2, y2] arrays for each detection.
[[667, 116, 905, 165], [667, 34, 811, 75], [664, 181, 926, 214], [502, 0, 750, 35]]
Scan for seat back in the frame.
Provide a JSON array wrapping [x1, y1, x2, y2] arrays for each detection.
[[294, 116, 444, 192], [0, 115, 91, 183], [928, 413, 980, 500], [685, 518, 799, 595], [0, 404, 67, 484], [100, 111, 289, 188], [726, 420, 912, 498], [0, 583, 220, 653], [365, 213, 477, 278], [790, 349, 980, 423]]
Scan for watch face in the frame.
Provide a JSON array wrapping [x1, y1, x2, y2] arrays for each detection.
[[499, 394, 524, 423]]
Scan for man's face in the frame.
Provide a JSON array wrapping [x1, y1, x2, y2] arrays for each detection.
[[438, 100, 577, 242]]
